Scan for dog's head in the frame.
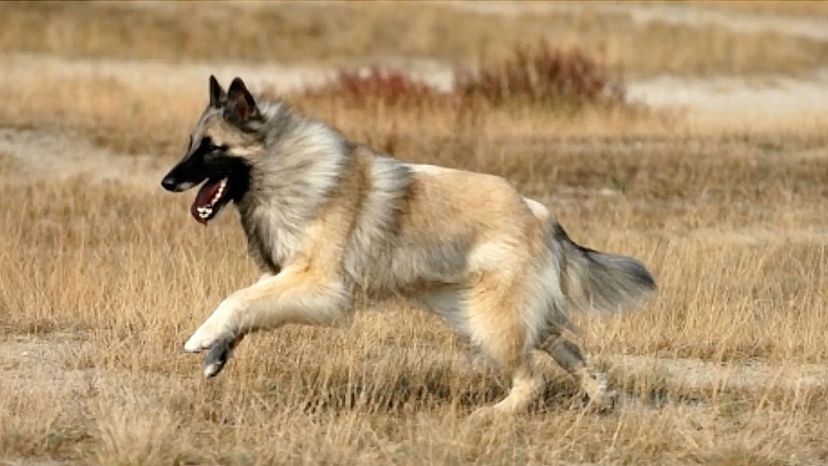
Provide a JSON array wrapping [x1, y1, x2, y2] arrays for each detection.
[[161, 76, 265, 224]]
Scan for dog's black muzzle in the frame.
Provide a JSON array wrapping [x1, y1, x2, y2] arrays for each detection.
[[161, 175, 183, 192], [160, 156, 208, 193]]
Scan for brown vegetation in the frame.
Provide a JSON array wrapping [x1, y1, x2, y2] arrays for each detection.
[[304, 68, 438, 107], [2, 2, 828, 465], [455, 44, 625, 108], [305, 44, 626, 111], [2, 85, 828, 463], [1, 2, 827, 76]]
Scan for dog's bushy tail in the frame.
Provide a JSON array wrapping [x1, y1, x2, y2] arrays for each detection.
[[553, 223, 656, 314]]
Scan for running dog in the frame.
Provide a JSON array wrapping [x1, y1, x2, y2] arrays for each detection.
[[160, 76, 655, 415]]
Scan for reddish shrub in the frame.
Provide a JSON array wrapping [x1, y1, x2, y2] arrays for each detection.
[[309, 67, 436, 106], [455, 43, 624, 107], [304, 44, 625, 110]]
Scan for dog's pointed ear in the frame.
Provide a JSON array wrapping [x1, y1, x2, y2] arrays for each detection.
[[209, 75, 226, 108], [225, 77, 261, 124]]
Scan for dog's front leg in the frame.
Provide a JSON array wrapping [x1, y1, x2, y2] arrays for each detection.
[[184, 267, 350, 355], [199, 273, 271, 377]]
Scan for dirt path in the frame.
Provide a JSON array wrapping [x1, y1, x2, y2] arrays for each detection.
[[0, 127, 164, 187], [627, 68, 828, 123], [1, 53, 455, 96], [3, 332, 826, 411], [607, 3, 828, 42], [606, 354, 828, 392], [447, 1, 828, 41], [0, 333, 92, 397]]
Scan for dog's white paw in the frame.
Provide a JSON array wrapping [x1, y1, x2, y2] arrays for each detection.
[[183, 331, 209, 353], [184, 325, 231, 353], [184, 299, 240, 353]]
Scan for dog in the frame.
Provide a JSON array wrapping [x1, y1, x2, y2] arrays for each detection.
[[160, 76, 655, 415]]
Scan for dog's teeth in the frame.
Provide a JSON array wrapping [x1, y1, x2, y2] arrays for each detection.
[[210, 179, 228, 206]]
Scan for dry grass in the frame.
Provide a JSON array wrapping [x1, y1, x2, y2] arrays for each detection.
[[0, 69, 670, 159], [2, 2, 828, 464], [2, 86, 828, 464], [1, 2, 827, 77], [0, 74, 201, 156]]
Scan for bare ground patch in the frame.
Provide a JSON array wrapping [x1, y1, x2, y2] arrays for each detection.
[[0, 128, 164, 186]]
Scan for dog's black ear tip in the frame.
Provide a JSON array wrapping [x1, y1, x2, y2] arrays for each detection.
[[209, 75, 227, 107], [229, 77, 248, 91]]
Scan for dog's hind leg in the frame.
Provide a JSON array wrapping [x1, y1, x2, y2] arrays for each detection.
[[465, 273, 545, 418], [539, 330, 612, 408], [486, 354, 545, 416]]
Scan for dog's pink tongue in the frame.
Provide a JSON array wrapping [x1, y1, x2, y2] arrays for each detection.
[[190, 180, 222, 225]]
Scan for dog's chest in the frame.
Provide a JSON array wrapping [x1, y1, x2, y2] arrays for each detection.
[[238, 205, 304, 275], [240, 209, 285, 274], [243, 224, 281, 274]]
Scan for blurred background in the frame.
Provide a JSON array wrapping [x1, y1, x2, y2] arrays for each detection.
[[1, 2, 828, 465], [2, 0, 827, 156]]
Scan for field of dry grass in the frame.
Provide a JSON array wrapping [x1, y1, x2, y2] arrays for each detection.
[[2, 2, 828, 77], [2, 2, 828, 465]]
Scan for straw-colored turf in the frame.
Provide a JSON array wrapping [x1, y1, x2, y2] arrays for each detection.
[[1, 2, 827, 77], [1, 2, 827, 465]]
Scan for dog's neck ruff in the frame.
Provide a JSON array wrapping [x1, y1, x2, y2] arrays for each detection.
[[249, 106, 344, 207], [235, 102, 350, 268]]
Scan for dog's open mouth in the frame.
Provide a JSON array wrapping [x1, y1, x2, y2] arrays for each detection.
[[191, 177, 230, 224]]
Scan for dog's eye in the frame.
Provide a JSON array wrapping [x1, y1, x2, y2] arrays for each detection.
[[200, 137, 226, 153], [207, 143, 228, 154]]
